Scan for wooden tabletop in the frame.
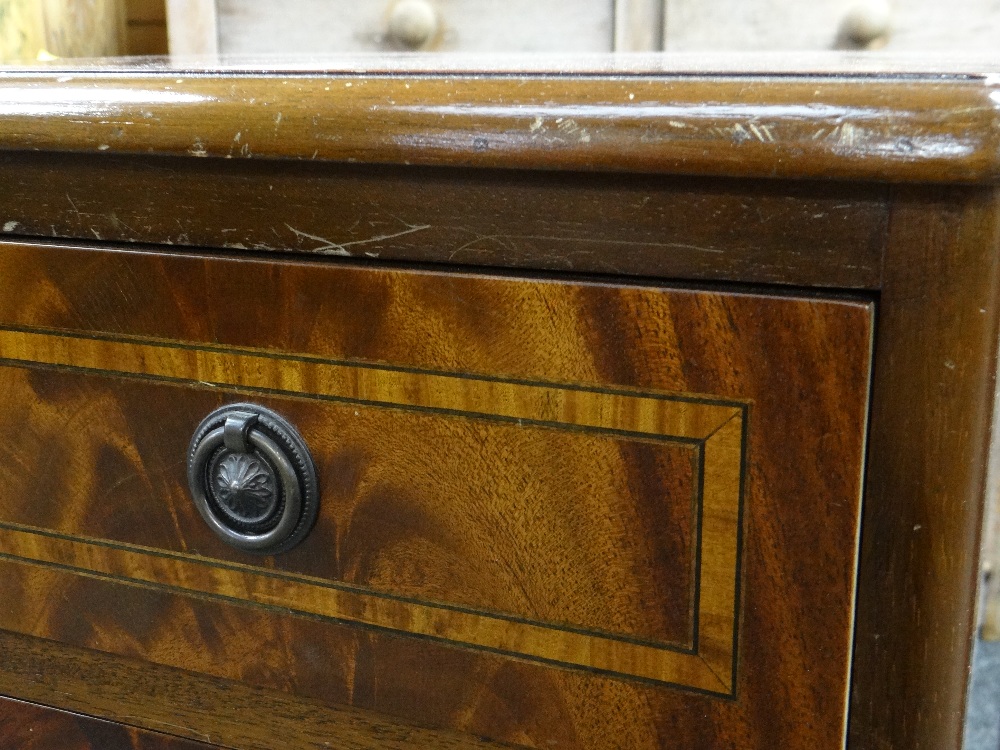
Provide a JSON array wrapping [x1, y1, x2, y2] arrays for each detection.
[[0, 52, 997, 183]]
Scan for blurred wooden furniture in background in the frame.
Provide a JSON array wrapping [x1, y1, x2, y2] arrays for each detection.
[[17, 1, 987, 61], [125, 0, 167, 55], [165, 0, 663, 55], [0, 0, 167, 61], [163, 0, 999, 55], [0, 0, 128, 62]]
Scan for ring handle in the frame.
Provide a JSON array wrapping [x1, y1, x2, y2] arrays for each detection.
[[187, 403, 319, 554]]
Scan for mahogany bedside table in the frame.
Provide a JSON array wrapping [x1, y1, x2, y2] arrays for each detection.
[[0, 56, 996, 750]]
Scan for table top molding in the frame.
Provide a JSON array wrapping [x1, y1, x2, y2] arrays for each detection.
[[0, 58, 997, 183]]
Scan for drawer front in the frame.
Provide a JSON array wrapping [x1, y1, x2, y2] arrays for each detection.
[[664, 0, 999, 51], [215, 0, 614, 54], [0, 241, 872, 749]]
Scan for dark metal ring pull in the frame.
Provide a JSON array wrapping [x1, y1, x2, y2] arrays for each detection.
[[187, 403, 319, 554]]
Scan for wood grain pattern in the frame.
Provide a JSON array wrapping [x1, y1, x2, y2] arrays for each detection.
[[0, 155, 888, 289], [0, 518, 729, 691], [0, 695, 215, 749], [0, 363, 707, 654], [0, 325, 747, 690], [0, 327, 742, 440], [0, 71, 996, 183], [850, 187, 1000, 750], [0, 630, 510, 750], [0, 239, 873, 749]]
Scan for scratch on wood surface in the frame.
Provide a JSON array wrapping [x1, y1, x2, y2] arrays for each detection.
[[747, 122, 775, 143], [452, 232, 727, 254], [116, 716, 213, 743], [65, 193, 94, 222], [285, 221, 431, 256], [107, 213, 137, 236], [832, 122, 859, 149]]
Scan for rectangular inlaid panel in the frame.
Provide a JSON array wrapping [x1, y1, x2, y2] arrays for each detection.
[[0, 335, 743, 693], [0, 241, 873, 750]]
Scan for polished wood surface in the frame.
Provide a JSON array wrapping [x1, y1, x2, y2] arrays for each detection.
[[0, 323, 737, 688], [0, 70, 996, 182], [0, 630, 508, 750], [849, 187, 1000, 750], [0, 157, 888, 288], [0, 240, 873, 748], [0, 695, 214, 749]]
